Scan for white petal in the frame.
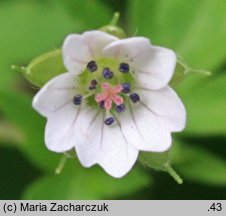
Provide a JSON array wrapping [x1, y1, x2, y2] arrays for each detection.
[[63, 30, 118, 74], [103, 37, 150, 61], [32, 72, 77, 117], [75, 109, 102, 167], [75, 111, 139, 178], [134, 46, 176, 90], [119, 86, 186, 152], [138, 86, 186, 132], [103, 37, 176, 90], [100, 122, 139, 178], [119, 103, 172, 152], [45, 102, 81, 153]]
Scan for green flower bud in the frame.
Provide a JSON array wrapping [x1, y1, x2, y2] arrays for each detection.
[[12, 49, 66, 87], [169, 57, 188, 86], [99, 12, 127, 39], [99, 25, 127, 39], [139, 151, 183, 184], [170, 55, 212, 87], [139, 151, 170, 169]]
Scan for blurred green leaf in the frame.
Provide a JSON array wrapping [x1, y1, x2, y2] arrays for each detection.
[[128, 0, 226, 69], [0, 90, 60, 171], [172, 140, 226, 186], [177, 74, 226, 134], [23, 160, 150, 199], [0, 145, 42, 199], [0, 120, 24, 146], [0, 0, 80, 89], [57, 0, 113, 30]]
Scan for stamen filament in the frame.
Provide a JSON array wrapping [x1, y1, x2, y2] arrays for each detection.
[[83, 92, 95, 99], [104, 111, 115, 126]]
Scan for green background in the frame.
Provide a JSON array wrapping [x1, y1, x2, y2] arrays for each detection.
[[0, 0, 226, 199]]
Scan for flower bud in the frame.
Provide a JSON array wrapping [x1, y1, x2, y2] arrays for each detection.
[[139, 151, 183, 184], [170, 56, 211, 87], [99, 25, 127, 39], [24, 49, 66, 87], [99, 12, 127, 39]]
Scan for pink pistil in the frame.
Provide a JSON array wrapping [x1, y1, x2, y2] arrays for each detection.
[[95, 83, 124, 110]]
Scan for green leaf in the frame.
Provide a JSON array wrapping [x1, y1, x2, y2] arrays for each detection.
[[172, 140, 226, 186], [58, 0, 113, 30], [23, 160, 150, 199], [177, 74, 226, 134], [23, 49, 66, 87], [128, 0, 226, 70], [0, 90, 60, 171], [0, 120, 24, 146]]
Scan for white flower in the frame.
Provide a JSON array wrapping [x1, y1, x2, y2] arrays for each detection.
[[32, 30, 186, 178]]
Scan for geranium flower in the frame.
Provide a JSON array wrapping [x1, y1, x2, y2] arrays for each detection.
[[32, 30, 186, 178]]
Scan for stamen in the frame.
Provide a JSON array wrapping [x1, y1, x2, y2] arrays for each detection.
[[116, 104, 126, 113], [104, 117, 115, 126], [89, 86, 96, 90], [130, 93, 140, 103], [83, 92, 95, 99], [119, 63, 129, 73], [87, 61, 98, 72], [121, 83, 131, 93], [102, 67, 114, 79], [99, 101, 105, 109], [89, 79, 98, 90], [91, 79, 98, 86], [73, 95, 82, 105]]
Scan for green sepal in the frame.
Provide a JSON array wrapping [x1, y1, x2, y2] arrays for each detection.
[[139, 151, 183, 184], [139, 151, 170, 169], [99, 25, 127, 39], [99, 12, 127, 39], [170, 55, 212, 87], [12, 49, 66, 87]]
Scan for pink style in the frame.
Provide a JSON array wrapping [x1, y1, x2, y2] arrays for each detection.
[[95, 83, 124, 110]]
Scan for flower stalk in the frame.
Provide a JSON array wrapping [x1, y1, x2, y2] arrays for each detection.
[[55, 155, 68, 175], [162, 164, 183, 184]]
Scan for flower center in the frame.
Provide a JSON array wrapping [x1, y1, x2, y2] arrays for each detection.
[[95, 83, 123, 110], [73, 58, 140, 126]]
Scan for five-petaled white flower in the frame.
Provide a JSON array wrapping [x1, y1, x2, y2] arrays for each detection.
[[32, 30, 186, 178]]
